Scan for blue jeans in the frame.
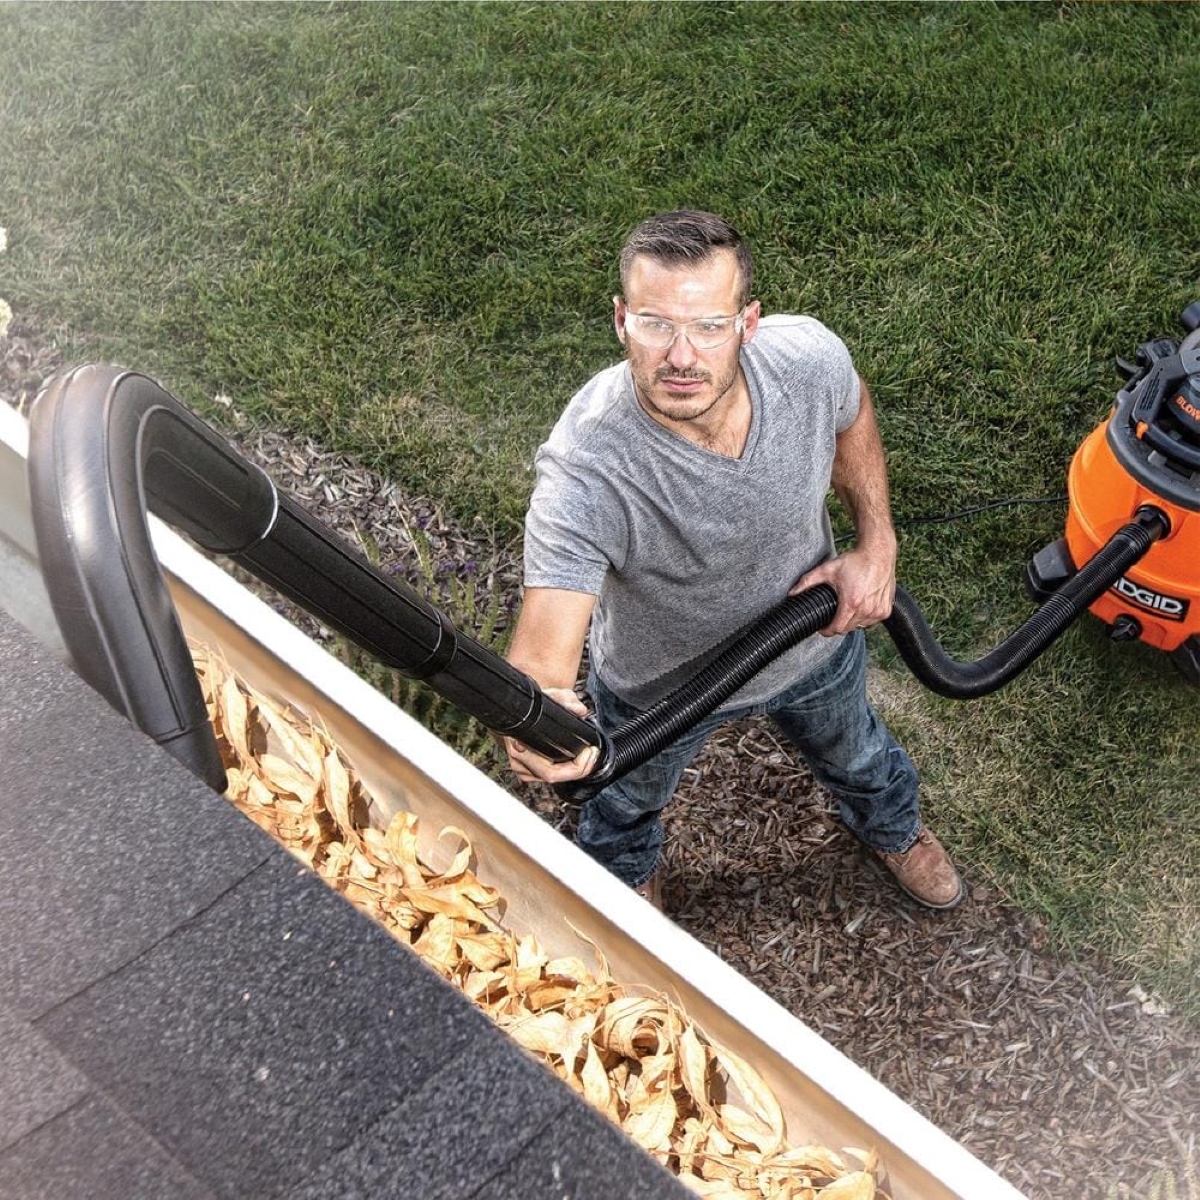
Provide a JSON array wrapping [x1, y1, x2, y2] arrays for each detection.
[[576, 633, 921, 887]]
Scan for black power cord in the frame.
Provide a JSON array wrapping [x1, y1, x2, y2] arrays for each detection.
[[835, 494, 1068, 546]]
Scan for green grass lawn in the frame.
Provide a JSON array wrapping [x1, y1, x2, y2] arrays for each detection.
[[2, 0, 1197, 1012]]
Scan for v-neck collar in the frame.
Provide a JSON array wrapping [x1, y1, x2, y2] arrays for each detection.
[[623, 352, 762, 466]]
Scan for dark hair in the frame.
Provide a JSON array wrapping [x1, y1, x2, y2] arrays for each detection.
[[619, 210, 753, 307]]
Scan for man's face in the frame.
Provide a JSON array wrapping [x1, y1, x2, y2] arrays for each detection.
[[614, 249, 760, 427]]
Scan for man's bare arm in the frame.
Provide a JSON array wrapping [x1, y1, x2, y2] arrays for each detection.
[[504, 587, 600, 784], [790, 377, 898, 635]]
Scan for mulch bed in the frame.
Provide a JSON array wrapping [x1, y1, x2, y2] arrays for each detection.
[[4, 316, 1196, 1199]]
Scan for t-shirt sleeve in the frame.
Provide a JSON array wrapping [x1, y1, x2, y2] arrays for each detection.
[[762, 316, 861, 433], [827, 328, 861, 433], [522, 447, 626, 594]]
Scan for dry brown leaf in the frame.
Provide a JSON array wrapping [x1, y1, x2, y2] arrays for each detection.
[[580, 1039, 618, 1121], [709, 1040, 785, 1154], [384, 811, 429, 889], [429, 825, 475, 880], [561, 1013, 600, 1069], [816, 1171, 876, 1199], [244, 773, 276, 810], [602, 995, 672, 1058], [456, 931, 513, 973], [412, 913, 458, 973], [219, 672, 253, 762], [677, 1115, 709, 1178], [622, 1086, 678, 1152], [383, 904, 423, 934], [514, 934, 545, 968], [717, 1102, 780, 1155], [702, 1124, 737, 1159], [258, 696, 323, 782], [698, 1150, 741, 1184], [564, 981, 621, 1019], [360, 825, 389, 859], [222, 766, 250, 801], [257, 753, 319, 802], [323, 748, 353, 831], [462, 968, 506, 1003], [342, 880, 383, 907], [524, 981, 581, 1012], [509, 935, 549, 991], [542, 956, 596, 986], [448, 873, 501, 909], [349, 849, 378, 880], [507, 1010, 571, 1057], [637, 1051, 677, 1093], [679, 1023, 715, 1113], [768, 1145, 850, 1179], [321, 841, 355, 877], [400, 883, 498, 929]]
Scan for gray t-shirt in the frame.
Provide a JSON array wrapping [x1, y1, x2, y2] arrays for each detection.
[[523, 315, 861, 710]]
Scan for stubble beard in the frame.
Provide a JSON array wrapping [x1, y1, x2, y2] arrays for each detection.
[[631, 360, 741, 427]]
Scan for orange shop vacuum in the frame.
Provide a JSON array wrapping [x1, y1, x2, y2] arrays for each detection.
[[1027, 304, 1200, 684]]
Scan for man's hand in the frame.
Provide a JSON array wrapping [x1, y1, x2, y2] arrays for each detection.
[[790, 546, 896, 637], [504, 687, 601, 785]]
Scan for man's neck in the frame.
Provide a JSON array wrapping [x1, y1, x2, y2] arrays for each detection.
[[636, 369, 753, 459]]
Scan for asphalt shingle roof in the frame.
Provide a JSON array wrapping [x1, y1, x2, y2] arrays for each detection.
[[0, 604, 687, 1199]]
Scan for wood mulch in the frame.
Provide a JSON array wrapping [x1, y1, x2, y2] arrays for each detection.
[[4, 318, 1196, 1200]]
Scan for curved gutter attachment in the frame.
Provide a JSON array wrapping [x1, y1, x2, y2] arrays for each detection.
[[28, 366, 597, 791], [29, 367, 274, 790]]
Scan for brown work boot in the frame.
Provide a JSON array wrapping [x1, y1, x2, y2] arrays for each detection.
[[875, 826, 964, 909], [633, 870, 664, 912]]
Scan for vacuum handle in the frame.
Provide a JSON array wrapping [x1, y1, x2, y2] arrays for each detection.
[[237, 491, 598, 759]]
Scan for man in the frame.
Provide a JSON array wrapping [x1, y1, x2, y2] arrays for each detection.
[[503, 210, 963, 912]]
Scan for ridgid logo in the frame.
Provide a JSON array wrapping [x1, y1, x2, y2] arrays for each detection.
[[1111, 576, 1190, 621]]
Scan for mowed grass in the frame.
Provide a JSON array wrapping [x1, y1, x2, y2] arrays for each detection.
[[1, 1, 1197, 1012]]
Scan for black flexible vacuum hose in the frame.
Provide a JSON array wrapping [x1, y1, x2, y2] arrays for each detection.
[[884, 506, 1168, 699], [564, 505, 1168, 801], [566, 585, 836, 799]]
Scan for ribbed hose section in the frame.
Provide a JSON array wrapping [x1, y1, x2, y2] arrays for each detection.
[[564, 585, 838, 800], [565, 507, 1166, 802], [884, 507, 1167, 699]]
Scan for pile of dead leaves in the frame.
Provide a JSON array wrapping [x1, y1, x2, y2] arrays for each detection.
[[192, 643, 888, 1199]]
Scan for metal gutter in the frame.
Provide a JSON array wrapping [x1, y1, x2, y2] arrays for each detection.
[[0, 400, 1025, 1199]]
